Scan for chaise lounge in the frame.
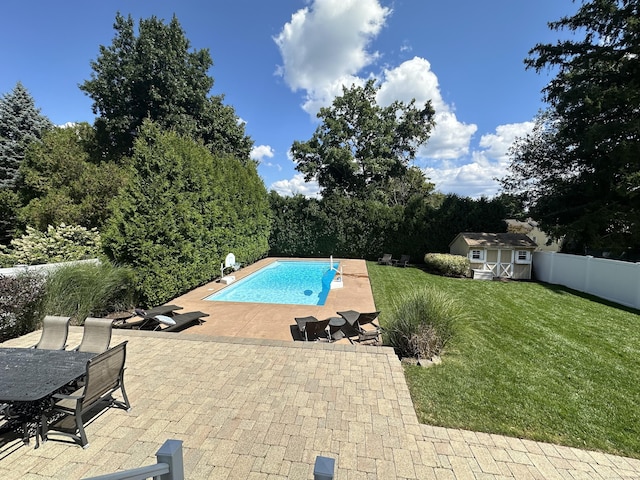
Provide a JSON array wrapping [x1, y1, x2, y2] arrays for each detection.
[[377, 253, 393, 265]]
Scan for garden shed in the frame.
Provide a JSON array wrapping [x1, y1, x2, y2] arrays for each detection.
[[449, 232, 537, 280]]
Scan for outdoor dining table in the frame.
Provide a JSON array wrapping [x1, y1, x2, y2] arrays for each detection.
[[0, 347, 95, 447]]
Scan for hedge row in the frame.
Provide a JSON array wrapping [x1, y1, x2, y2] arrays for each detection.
[[268, 193, 509, 261], [103, 122, 271, 306]]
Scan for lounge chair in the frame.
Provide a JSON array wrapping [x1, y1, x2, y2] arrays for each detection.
[[377, 253, 393, 265], [74, 317, 113, 353], [134, 305, 183, 317], [159, 311, 209, 332], [302, 318, 330, 341], [348, 329, 381, 345], [33, 316, 71, 350], [337, 310, 382, 331], [42, 341, 130, 448], [112, 306, 200, 331], [393, 255, 410, 267], [112, 315, 160, 330], [295, 316, 330, 341]]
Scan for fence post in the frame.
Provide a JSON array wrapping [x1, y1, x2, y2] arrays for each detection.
[[636, 263, 640, 310], [584, 255, 594, 293], [156, 439, 184, 480], [314, 456, 335, 480]]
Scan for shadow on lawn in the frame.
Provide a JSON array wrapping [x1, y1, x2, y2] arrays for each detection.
[[538, 280, 640, 316]]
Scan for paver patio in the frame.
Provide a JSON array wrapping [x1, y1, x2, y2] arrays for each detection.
[[2, 329, 640, 479], [1, 258, 639, 478]]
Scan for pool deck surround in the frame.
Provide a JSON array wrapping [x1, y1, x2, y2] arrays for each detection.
[[170, 257, 377, 341]]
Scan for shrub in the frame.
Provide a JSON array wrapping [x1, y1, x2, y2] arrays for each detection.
[[384, 287, 468, 360], [43, 262, 138, 323], [0, 272, 46, 342], [103, 122, 271, 305], [0, 224, 101, 267], [423, 253, 470, 277]]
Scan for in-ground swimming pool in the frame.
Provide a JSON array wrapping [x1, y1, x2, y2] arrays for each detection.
[[204, 260, 338, 305]]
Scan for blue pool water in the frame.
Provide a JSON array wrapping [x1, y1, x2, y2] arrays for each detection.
[[205, 260, 338, 305]]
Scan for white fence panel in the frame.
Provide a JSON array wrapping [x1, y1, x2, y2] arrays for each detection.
[[533, 252, 640, 310], [0, 259, 100, 277]]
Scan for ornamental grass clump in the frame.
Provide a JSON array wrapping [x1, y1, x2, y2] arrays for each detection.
[[44, 262, 138, 323], [385, 287, 468, 360]]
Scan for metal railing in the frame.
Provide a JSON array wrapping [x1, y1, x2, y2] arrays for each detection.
[[82, 439, 183, 480], [81, 439, 335, 480]]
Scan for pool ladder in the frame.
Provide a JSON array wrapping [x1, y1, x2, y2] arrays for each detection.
[[328, 256, 343, 289]]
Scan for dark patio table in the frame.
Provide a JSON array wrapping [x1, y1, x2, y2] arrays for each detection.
[[0, 348, 95, 446]]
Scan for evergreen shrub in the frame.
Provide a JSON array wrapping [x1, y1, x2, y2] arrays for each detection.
[[424, 253, 470, 277], [103, 122, 270, 305], [0, 224, 101, 267]]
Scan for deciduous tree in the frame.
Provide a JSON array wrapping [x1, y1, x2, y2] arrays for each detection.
[[291, 79, 435, 199]]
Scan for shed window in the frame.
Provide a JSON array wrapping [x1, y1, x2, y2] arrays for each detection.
[[469, 249, 484, 261], [515, 250, 531, 264]]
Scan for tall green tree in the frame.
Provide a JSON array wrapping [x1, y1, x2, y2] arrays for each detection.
[[502, 0, 640, 253], [291, 79, 435, 199], [81, 13, 251, 160], [18, 123, 128, 230], [0, 82, 52, 188]]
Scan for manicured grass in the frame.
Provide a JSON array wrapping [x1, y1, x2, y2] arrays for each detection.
[[368, 262, 640, 459]]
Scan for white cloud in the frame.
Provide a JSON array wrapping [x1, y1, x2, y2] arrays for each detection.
[[274, 0, 390, 93], [273, 1, 531, 200], [478, 121, 534, 161], [421, 111, 478, 159], [250, 144, 275, 163], [270, 173, 321, 198], [377, 57, 477, 160], [423, 121, 535, 198]]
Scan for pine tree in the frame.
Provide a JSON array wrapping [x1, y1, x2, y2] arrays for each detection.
[[0, 82, 52, 189], [502, 0, 640, 252]]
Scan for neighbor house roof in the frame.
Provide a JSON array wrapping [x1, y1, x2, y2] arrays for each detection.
[[451, 232, 538, 249]]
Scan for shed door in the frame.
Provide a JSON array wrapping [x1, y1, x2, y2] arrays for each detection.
[[485, 249, 514, 278]]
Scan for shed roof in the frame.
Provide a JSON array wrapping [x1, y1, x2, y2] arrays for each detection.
[[451, 232, 538, 248]]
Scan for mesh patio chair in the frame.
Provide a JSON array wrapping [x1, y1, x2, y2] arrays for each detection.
[[393, 255, 410, 267], [33, 316, 71, 350], [42, 341, 131, 448], [355, 311, 382, 330], [74, 317, 113, 353]]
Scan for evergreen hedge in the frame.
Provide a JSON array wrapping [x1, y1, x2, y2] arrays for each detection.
[[268, 193, 509, 262], [103, 122, 270, 305]]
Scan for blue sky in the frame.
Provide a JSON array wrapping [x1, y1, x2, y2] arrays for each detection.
[[1, 0, 578, 198]]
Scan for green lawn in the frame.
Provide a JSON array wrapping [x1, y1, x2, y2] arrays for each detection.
[[367, 262, 640, 459]]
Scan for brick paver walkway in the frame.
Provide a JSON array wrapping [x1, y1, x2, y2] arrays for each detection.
[[1, 329, 639, 479]]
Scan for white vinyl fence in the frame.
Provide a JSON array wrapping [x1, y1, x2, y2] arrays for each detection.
[[0, 258, 100, 277], [533, 251, 640, 310]]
